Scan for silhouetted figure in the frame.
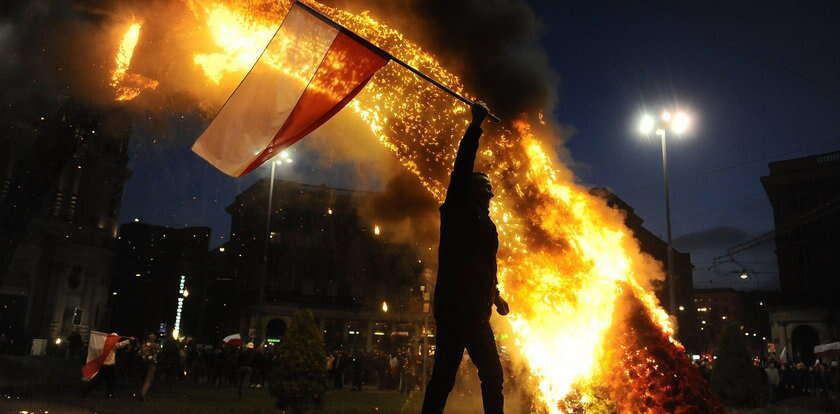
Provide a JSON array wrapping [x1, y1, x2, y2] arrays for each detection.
[[421, 102, 510, 414], [138, 333, 160, 401]]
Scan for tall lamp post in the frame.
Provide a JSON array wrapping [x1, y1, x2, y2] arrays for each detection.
[[257, 152, 293, 343], [638, 110, 691, 318]]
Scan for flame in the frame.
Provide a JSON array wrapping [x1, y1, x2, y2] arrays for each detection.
[[111, 22, 159, 101], [114, 1, 719, 411]]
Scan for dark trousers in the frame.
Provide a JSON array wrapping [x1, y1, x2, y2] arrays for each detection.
[[421, 319, 504, 414], [83, 365, 116, 397]]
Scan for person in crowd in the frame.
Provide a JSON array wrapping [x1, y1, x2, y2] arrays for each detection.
[[138, 333, 160, 401], [157, 334, 182, 392], [82, 335, 133, 398], [765, 360, 780, 403], [333, 349, 345, 389], [351, 350, 363, 391], [237, 343, 255, 399], [421, 102, 509, 414]]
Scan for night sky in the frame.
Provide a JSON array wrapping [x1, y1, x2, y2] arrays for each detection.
[[119, 2, 840, 291]]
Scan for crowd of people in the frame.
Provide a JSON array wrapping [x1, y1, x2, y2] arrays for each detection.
[[763, 360, 840, 403], [326, 348, 428, 394], [59, 330, 432, 400], [692, 355, 840, 406]]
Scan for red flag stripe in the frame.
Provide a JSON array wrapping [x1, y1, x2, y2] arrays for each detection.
[[239, 32, 387, 176]]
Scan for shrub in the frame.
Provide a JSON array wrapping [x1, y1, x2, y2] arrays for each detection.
[[269, 310, 327, 414], [710, 325, 767, 407]]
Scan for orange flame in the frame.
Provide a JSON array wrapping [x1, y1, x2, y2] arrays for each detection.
[[111, 22, 159, 101]]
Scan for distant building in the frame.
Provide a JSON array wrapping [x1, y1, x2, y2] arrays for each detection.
[[111, 222, 210, 341], [224, 179, 426, 351], [0, 100, 131, 348], [761, 149, 840, 363], [589, 188, 698, 350], [693, 288, 771, 355]]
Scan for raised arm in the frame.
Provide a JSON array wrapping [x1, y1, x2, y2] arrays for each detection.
[[444, 102, 489, 204]]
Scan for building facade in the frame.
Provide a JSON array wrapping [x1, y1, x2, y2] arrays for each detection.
[[0, 100, 131, 349], [761, 150, 840, 363], [223, 179, 427, 351], [693, 288, 772, 355], [111, 222, 211, 340]]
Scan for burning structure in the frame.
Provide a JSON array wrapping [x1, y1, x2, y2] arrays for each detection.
[[2, 0, 722, 411]]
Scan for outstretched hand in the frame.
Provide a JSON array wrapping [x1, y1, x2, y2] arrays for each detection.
[[471, 101, 489, 126], [494, 295, 510, 316]]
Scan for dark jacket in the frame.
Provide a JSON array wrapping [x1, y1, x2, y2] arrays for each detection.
[[434, 123, 499, 322]]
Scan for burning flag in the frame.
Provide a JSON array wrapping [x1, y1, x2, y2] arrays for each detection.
[[192, 2, 389, 177]]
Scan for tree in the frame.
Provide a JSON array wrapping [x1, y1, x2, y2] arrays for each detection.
[[269, 310, 327, 414], [710, 324, 767, 407]]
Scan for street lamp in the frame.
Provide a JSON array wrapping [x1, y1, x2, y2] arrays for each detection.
[[258, 151, 292, 343], [637, 109, 692, 318]]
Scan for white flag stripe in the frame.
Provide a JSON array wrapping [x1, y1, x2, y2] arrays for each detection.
[[192, 5, 339, 176]]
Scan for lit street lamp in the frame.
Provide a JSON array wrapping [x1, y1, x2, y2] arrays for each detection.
[[637, 109, 692, 318], [257, 152, 293, 343]]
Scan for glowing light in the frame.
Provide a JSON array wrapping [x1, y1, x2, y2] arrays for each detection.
[[638, 114, 655, 135], [740, 272, 749, 280], [55, 338, 62, 345], [173, 275, 186, 339], [678, 305, 685, 311], [381, 301, 388, 312], [219, 247, 225, 252], [327, 208, 333, 215], [672, 112, 690, 134], [661, 111, 672, 121], [374, 225, 380, 236]]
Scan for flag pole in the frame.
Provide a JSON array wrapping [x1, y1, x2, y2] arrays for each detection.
[[294, 1, 502, 123]]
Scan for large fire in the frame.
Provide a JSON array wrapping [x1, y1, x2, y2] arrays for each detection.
[[111, 1, 721, 412]]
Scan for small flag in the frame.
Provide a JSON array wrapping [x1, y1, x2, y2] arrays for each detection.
[[223, 333, 243, 346], [192, 2, 388, 177]]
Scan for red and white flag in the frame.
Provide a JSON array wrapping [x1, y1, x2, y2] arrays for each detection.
[[223, 333, 243, 346], [192, 2, 389, 177], [82, 331, 124, 381]]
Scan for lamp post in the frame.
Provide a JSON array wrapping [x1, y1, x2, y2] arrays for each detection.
[[638, 110, 691, 318], [257, 152, 293, 343]]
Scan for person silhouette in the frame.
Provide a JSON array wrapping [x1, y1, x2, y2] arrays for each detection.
[[421, 102, 509, 414]]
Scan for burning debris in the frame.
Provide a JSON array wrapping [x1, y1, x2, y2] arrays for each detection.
[[111, 21, 159, 101]]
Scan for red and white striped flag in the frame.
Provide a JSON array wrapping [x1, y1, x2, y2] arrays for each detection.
[[192, 2, 389, 177], [223, 333, 243, 346]]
